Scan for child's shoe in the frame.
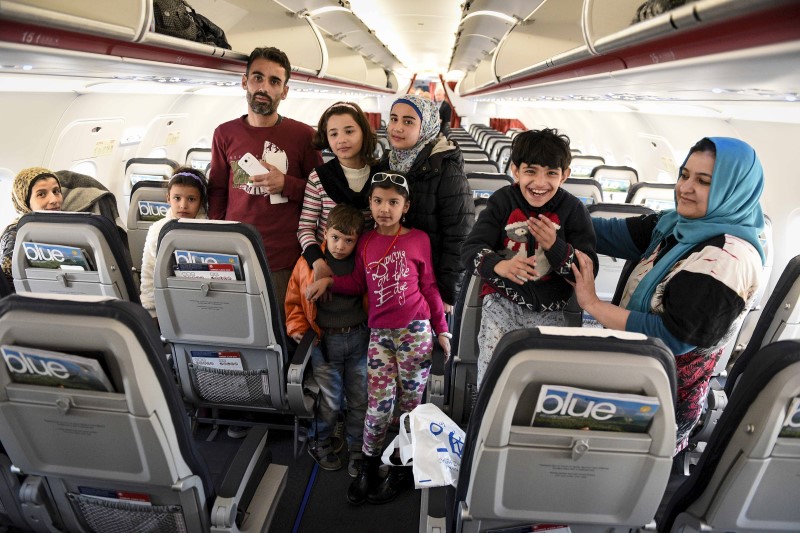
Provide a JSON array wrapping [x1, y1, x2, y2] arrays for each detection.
[[347, 444, 363, 478], [308, 439, 343, 471], [367, 465, 413, 504], [347, 454, 380, 505]]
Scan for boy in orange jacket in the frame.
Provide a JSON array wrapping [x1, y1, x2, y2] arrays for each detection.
[[285, 203, 368, 475]]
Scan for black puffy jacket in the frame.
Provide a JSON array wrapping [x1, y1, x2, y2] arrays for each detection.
[[378, 136, 475, 305]]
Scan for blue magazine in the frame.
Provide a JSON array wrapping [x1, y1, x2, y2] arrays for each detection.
[[532, 384, 660, 433], [173, 249, 242, 280], [22, 242, 94, 271], [137, 200, 170, 222], [1, 344, 114, 392]]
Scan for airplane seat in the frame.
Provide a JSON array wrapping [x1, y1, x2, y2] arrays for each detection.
[[486, 137, 511, 161], [625, 182, 675, 211], [122, 158, 179, 220], [713, 214, 776, 376], [185, 147, 212, 172], [464, 160, 500, 174], [12, 212, 140, 305], [588, 203, 655, 305], [683, 254, 800, 472], [321, 150, 335, 163], [153, 219, 315, 436], [126, 180, 170, 274], [495, 143, 513, 174], [570, 155, 606, 177], [445, 327, 677, 533], [562, 177, 603, 206], [0, 293, 287, 533], [590, 165, 639, 203], [460, 148, 490, 162], [659, 340, 800, 533], [467, 172, 514, 204]]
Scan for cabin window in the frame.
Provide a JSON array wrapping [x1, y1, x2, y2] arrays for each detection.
[[70, 160, 97, 178]]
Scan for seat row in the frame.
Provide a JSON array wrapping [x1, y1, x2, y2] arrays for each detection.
[[420, 251, 800, 531]]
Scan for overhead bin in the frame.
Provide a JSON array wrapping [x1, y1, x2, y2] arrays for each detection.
[[322, 34, 389, 90], [0, 0, 148, 41], [493, 0, 585, 80]]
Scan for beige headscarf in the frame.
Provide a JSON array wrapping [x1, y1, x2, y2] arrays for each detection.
[[11, 167, 60, 216]]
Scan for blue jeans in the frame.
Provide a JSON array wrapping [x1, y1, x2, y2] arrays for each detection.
[[308, 324, 369, 447]]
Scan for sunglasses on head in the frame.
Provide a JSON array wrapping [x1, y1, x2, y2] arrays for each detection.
[[371, 172, 409, 193]]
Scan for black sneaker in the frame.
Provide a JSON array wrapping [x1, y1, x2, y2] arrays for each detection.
[[347, 444, 363, 478], [308, 439, 343, 471]]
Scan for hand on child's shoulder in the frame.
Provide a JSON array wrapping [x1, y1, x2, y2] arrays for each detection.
[[306, 277, 332, 302]]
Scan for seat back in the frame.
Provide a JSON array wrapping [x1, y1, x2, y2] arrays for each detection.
[[725, 255, 800, 396], [661, 340, 800, 532], [154, 219, 313, 417], [464, 160, 500, 174], [715, 215, 777, 374], [591, 165, 639, 203], [447, 273, 483, 425], [467, 172, 514, 203], [0, 294, 215, 532], [12, 212, 139, 304], [562, 177, 603, 206], [452, 327, 676, 532], [626, 182, 675, 210], [570, 155, 605, 177], [588, 204, 655, 303], [122, 158, 178, 219], [185, 148, 212, 172], [126, 181, 169, 272]]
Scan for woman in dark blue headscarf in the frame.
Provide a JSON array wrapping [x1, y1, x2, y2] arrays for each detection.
[[571, 137, 765, 454]]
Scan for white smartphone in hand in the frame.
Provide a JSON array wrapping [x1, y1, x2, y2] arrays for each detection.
[[237, 152, 288, 204]]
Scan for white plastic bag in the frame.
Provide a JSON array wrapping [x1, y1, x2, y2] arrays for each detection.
[[381, 403, 466, 488]]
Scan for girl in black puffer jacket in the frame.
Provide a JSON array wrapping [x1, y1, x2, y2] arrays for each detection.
[[376, 94, 475, 308]]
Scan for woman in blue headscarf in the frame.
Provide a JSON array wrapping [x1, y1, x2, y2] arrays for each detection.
[[377, 94, 475, 312], [571, 137, 764, 454]]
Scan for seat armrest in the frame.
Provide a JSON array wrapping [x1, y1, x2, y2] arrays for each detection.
[[427, 344, 447, 408], [286, 329, 316, 417], [213, 426, 270, 528]]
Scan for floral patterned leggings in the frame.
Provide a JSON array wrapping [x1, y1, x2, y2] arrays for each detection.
[[362, 320, 433, 457]]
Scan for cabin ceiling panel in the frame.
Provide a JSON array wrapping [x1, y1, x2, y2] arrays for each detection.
[[494, 0, 584, 81]]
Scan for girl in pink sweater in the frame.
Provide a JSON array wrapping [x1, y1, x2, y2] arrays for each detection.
[[307, 172, 450, 505]]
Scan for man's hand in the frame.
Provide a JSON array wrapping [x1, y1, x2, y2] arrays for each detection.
[[250, 160, 286, 195], [290, 332, 304, 343]]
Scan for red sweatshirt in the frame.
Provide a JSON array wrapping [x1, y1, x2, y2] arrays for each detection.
[[208, 115, 321, 270]]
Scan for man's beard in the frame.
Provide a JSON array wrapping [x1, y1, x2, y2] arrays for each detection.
[[247, 91, 279, 116]]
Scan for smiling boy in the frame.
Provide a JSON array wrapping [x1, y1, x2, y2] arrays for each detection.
[[461, 128, 599, 387]]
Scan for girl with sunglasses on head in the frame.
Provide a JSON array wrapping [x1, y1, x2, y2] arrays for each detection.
[[139, 167, 209, 312], [306, 173, 450, 506], [377, 93, 475, 312], [298, 101, 379, 281]]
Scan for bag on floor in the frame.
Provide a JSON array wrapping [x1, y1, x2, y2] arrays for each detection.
[[381, 403, 465, 488]]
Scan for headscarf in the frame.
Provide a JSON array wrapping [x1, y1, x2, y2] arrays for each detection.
[[388, 94, 440, 174], [11, 167, 60, 216], [627, 137, 765, 313]]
